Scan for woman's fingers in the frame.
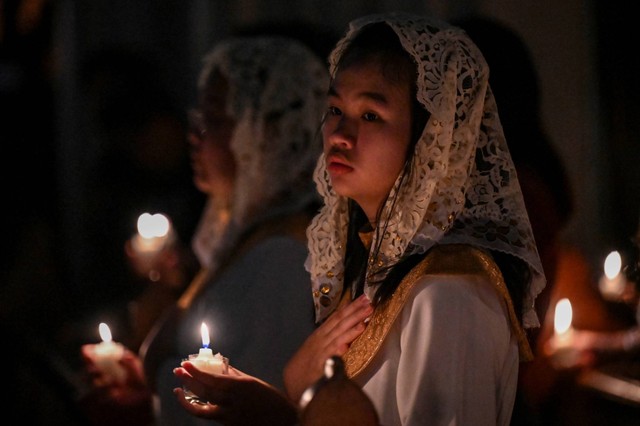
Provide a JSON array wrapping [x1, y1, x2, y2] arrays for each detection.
[[317, 295, 373, 351], [174, 365, 296, 426], [283, 295, 373, 402], [173, 387, 222, 419], [176, 362, 249, 406], [320, 294, 372, 334]]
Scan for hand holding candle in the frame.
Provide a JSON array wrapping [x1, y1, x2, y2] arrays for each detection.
[[547, 298, 580, 369], [182, 322, 228, 404], [90, 322, 127, 384], [598, 250, 626, 301], [129, 212, 175, 281], [132, 212, 173, 252]]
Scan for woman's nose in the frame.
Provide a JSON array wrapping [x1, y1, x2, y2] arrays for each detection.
[[326, 116, 356, 149]]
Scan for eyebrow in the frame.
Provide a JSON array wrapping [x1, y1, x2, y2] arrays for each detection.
[[328, 85, 390, 106]]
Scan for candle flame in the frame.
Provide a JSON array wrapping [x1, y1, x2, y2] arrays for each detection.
[[137, 213, 170, 238], [604, 251, 622, 279], [200, 322, 210, 348], [99, 322, 113, 343], [554, 298, 573, 334]]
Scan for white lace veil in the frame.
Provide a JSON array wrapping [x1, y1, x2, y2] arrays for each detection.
[[306, 13, 546, 328], [192, 37, 328, 275]]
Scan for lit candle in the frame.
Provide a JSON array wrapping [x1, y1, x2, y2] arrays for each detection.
[[598, 251, 625, 300], [92, 322, 126, 384], [131, 212, 173, 253], [130, 212, 174, 281], [549, 298, 579, 368], [181, 322, 228, 405], [186, 322, 227, 375]]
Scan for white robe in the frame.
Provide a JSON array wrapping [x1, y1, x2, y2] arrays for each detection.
[[355, 273, 519, 426]]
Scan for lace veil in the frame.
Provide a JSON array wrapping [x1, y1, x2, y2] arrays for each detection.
[[306, 13, 546, 328], [192, 37, 328, 275]]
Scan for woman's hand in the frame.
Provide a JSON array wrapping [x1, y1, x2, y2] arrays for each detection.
[[173, 362, 298, 426], [79, 345, 153, 425], [283, 294, 373, 403]]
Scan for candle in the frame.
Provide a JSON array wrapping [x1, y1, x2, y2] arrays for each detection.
[[598, 250, 625, 300], [186, 322, 227, 375], [92, 322, 126, 384], [131, 212, 173, 253], [181, 322, 228, 405], [130, 212, 174, 281], [549, 298, 579, 368]]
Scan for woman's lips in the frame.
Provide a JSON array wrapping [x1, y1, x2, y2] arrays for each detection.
[[326, 154, 353, 175]]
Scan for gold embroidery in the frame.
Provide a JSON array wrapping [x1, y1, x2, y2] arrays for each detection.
[[343, 244, 533, 379]]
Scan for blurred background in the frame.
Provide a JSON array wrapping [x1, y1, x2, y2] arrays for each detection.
[[1, 0, 638, 424]]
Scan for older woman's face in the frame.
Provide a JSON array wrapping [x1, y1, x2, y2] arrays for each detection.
[[188, 71, 236, 199]]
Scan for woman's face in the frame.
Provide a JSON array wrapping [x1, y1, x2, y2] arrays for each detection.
[[188, 72, 236, 199], [322, 59, 413, 223]]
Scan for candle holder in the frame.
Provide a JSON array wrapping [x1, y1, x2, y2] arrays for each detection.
[[182, 353, 229, 405], [93, 342, 126, 384], [547, 331, 580, 369], [90, 323, 127, 384]]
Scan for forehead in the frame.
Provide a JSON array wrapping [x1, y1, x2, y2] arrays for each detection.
[[331, 59, 411, 102]]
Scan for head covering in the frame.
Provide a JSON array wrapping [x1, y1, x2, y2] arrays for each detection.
[[192, 37, 328, 273], [306, 12, 545, 328]]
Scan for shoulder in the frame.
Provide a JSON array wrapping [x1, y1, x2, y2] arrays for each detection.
[[418, 244, 500, 278], [386, 244, 501, 311], [227, 234, 310, 291], [406, 244, 532, 360], [240, 234, 308, 262]]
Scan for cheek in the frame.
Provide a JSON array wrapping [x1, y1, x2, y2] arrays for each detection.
[[321, 121, 333, 152], [372, 133, 410, 187], [201, 143, 234, 173]]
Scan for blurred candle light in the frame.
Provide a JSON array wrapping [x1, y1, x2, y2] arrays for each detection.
[[131, 212, 172, 253], [92, 322, 126, 383], [598, 250, 625, 300], [554, 298, 573, 336], [130, 212, 174, 281], [549, 298, 579, 368]]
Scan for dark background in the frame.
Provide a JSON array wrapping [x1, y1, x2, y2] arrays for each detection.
[[1, 0, 638, 424]]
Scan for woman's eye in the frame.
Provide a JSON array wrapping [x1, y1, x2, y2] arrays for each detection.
[[328, 106, 342, 116], [363, 112, 378, 122]]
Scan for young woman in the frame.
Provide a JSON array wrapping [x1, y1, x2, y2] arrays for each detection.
[[174, 12, 546, 426]]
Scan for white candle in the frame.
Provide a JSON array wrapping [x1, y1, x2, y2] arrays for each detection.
[[549, 298, 579, 368], [186, 322, 227, 375], [598, 250, 625, 300], [131, 212, 173, 254], [92, 322, 126, 384], [130, 212, 174, 281]]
